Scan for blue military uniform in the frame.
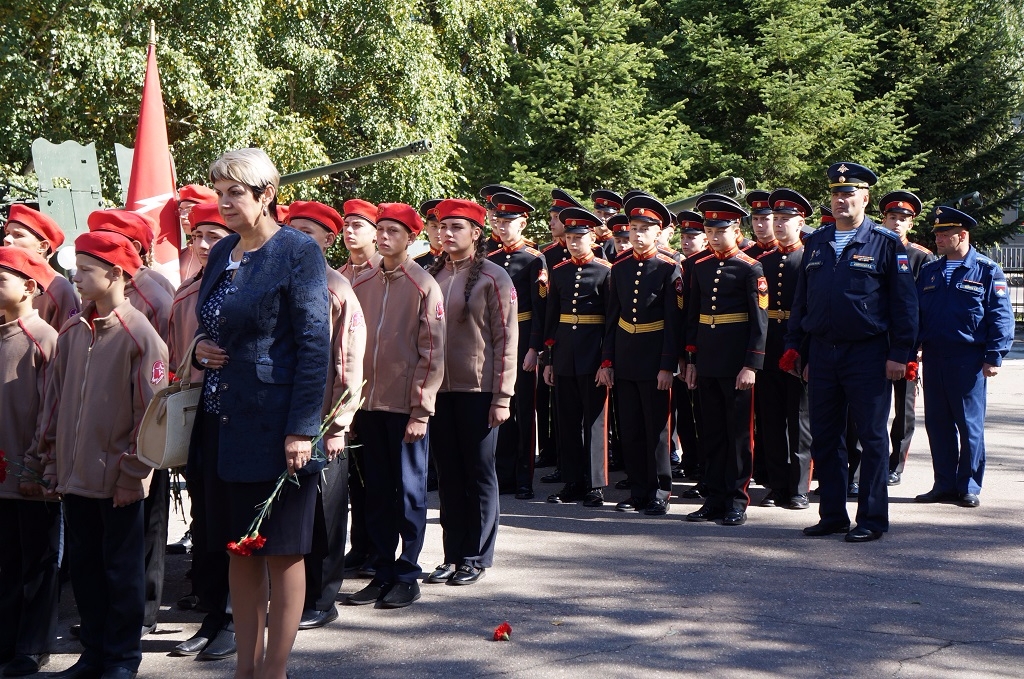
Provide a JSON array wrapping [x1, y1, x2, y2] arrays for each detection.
[[786, 162, 918, 540], [915, 207, 1014, 505]]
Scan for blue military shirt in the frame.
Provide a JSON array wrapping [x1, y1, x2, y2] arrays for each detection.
[[916, 246, 1015, 366]]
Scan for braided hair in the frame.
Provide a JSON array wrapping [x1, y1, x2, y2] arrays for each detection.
[[429, 224, 488, 322]]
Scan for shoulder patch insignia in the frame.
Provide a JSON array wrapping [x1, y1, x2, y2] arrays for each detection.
[[757, 277, 768, 309], [995, 280, 1007, 297], [675, 277, 683, 294], [350, 310, 364, 331], [896, 253, 910, 274], [510, 286, 518, 302], [151, 360, 166, 384], [538, 268, 548, 284], [436, 301, 445, 321]]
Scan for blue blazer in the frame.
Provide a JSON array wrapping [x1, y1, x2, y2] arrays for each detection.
[[193, 227, 330, 483]]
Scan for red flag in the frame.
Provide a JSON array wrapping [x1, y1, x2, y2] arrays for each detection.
[[125, 34, 179, 285]]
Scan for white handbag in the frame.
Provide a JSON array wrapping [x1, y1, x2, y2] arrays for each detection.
[[136, 336, 203, 470]]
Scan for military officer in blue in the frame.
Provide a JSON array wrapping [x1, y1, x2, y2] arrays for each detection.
[[876, 191, 937, 486], [592, 190, 623, 260], [600, 195, 682, 515], [487, 193, 548, 500], [914, 206, 1014, 508], [786, 162, 918, 542], [683, 199, 767, 526], [757, 189, 813, 510]]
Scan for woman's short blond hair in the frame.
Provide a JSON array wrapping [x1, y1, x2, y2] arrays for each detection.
[[208, 148, 280, 194]]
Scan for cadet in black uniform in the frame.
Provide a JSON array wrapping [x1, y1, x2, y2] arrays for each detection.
[[757, 189, 813, 510], [591, 190, 622, 260], [413, 200, 444, 270], [480, 185, 524, 255], [745, 190, 779, 257], [487, 193, 548, 500], [600, 196, 681, 516], [609, 214, 632, 256], [683, 199, 767, 526], [543, 207, 613, 506]]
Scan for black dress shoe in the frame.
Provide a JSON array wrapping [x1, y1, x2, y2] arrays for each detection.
[[99, 668, 136, 679], [176, 593, 200, 610], [845, 526, 883, 542], [547, 483, 584, 503], [449, 564, 486, 585], [50, 661, 102, 679], [380, 581, 421, 608], [788, 494, 810, 510], [722, 509, 747, 526], [581, 488, 604, 507], [540, 470, 562, 483], [172, 631, 211, 656], [197, 627, 236, 660], [342, 550, 368, 572], [915, 488, 959, 503], [613, 479, 630, 490], [671, 468, 687, 480], [3, 653, 49, 676], [424, 563, 456, 584], [166, 530, 192, 555], [69, 623, 81, 639], [802, 520, 851, 536], [614, 497, 646, 512], [680, 484, 705, 499], [514, 487, 535, 500], [298, 605, 338, 630], [759, 491, 778, 507], [643, 498, 669, 516], [887, 471, 901, 486], [685, 505, 725, 522], [347, 580, 389, 605], [959, 493, 980, 508], [847, 482, 859, 497]]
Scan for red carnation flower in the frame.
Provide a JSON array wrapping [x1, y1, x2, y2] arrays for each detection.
[[779, 348, 800, 373], [493, 621, 512, 641], [226, 541, 253, 557], [905, 361, 919, 381]]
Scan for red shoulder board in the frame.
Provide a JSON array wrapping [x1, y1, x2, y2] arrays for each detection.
[[735, 252, 758, 266], [656, 253, 677, 265], [594, 258, 612, 268], [552, 259, 574, 271]]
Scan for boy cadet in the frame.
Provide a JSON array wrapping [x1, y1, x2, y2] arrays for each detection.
[[683, 198, 767, 526], [591, 189, 623, 260], [757, 189, 813, 510], [39, 231, 167, 679], [609, 214, 632, 256], [3, 205, 80, 329], [915, 207, 1014, 508], [876, 191, 937, 486], [413, 200, 444, 269], [480, 185, 524, 255], [543, 206, 613, 507], [487, 193, 547, 500], [674, 211, 708, 489], [285, 201, 366, 629], [0, 248, 60, 677], [787, 162, 918, 543], [338, 199, 382, 283], [745, 190, 778, 257], [600, 195, 681, 516]]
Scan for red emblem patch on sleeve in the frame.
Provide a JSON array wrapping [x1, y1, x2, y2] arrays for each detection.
[[675, 278, 683, 294], [510, 287, 518, 302], [757, 277, 768, 294], [151, 360, 166, 384], [436, 301, 445, 320], [537, 269, 548, 284], [350, 311, 364, 331]]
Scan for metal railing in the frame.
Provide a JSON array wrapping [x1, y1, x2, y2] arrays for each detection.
[[981, 246, 1024, 321]]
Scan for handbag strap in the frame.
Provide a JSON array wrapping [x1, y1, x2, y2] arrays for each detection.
[[178, 335, 204, 388]]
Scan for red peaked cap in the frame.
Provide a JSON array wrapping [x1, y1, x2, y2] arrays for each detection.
[[0, 246, 55, 289], [343, 199, 378, 225], [178, 184, 218, 204], [7, 204, 65, 250], [188, 203, 228, 231], [377, 203, 424, 236], [435, 199, 487, 228], [87, 209, 155, 253], [75, 231, 143, 277], [288, 201, 345, 235]]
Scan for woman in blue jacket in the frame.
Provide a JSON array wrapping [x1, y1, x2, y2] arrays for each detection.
[[191, 147, 330, 679]]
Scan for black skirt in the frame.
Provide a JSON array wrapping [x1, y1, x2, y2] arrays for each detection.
[[195, 410, 317, 556]]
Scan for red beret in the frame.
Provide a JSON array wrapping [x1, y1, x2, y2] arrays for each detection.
[[0, 247, 55, 290], [87, 209, 155, 253], [275, 204, 289, 223], [7, 205, 65, 250], [435, 199, 486, 227], [188, 203, 228, 231], [75, 231, 143, 277], [376, 203, 424, 236], [343, 199, 378, 225], [178, 184, 219, 205], [288, 201, 344, 235]]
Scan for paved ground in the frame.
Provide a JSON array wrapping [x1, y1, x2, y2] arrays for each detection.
[[25, 341, 1024, 678]]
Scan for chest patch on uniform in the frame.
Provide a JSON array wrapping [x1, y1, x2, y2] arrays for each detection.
[[995, 280, 1007, 297], [896, 254, 910, 273], [350, 311, 364, 331], [922, 284, 936, 292], [436, 302, 445, 321], [151, 360, 166, 384], [806, 251, 822, 269], [757, 277, 768, 309], [957, 280, 984, 294], [852, 254, 874, 262], [850, 260, 876, 272]]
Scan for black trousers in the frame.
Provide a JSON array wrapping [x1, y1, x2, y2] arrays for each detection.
[[63, 493, 145, 673], [698, 376, 755, 512], [431, 392, 500, 569], [616, 379, 672, 502], [889, 377, 918, 474], [358, 410, 430, 584], [554, 374, 609, 489], [676, 379, 704, 476], [303, 452, 349, 609], [187, 439, 230, 632], [756, 369, 811, 498], [495, 364, 537, 491], [0, 499, 60, 656], [752, 372, 769, 484], [348, 445, 371, 557], [536, 377, 557, 462], [142, 469, 169, 627]]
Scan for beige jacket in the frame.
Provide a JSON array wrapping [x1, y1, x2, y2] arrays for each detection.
[[35, 299, 168, 498], [168, 273, 203, 383], [324, 266, 366, 441], [433, 257, 519, 407], [33, 272, 80, 331], [338, 252, 382, 283], [0, 312, 58, 500], [127, 266, 173, 339], [351, 256, 445, 421]]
